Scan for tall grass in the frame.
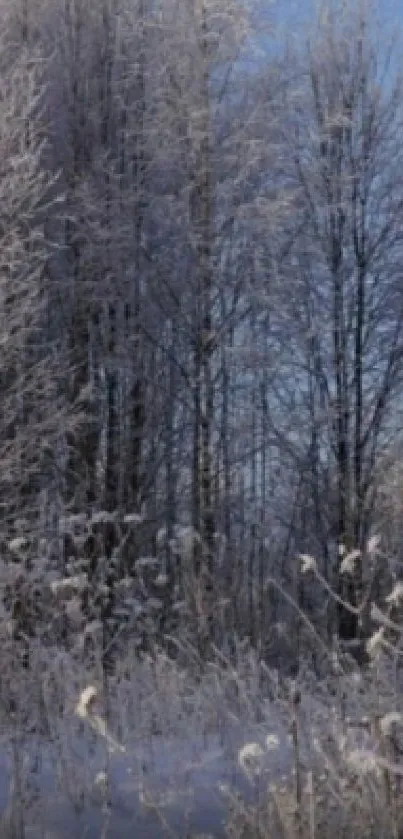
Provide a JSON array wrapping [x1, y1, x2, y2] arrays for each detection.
[[0, 534, 402, 837]]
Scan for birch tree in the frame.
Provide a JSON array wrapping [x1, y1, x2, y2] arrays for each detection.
[[0, 34, 64, 535], [277, 0, 403, 641], [145, 0, 285, 650]]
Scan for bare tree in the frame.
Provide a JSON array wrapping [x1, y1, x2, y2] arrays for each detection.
[[275, 0, 403, 642], [0, 35, 64, 534]]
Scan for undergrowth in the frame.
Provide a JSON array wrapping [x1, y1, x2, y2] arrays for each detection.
[[0, 532, 402, 838]]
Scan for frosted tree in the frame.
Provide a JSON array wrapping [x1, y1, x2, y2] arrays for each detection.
[[0, 29, 65, 534], [274, 0, 403, 642]]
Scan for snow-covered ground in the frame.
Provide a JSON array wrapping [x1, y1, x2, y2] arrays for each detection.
[[0, 715, 293, 838]]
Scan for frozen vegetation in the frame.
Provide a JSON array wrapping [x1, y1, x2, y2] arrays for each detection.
[[0, 516, 403, 837], [1, 598, 403, 839], [1, 0, 403, 836]]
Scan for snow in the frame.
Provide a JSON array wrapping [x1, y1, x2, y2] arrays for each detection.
[[0, 715, 293, 838]]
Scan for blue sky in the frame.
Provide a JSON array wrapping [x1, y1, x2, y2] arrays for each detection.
[[260, 0, 403, 76], [269, 0, 403, 40]]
